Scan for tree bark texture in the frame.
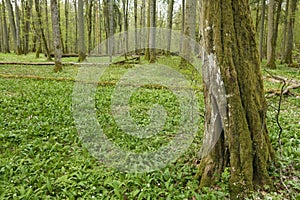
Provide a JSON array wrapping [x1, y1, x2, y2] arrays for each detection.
[[197, 0, 274, 199], [78, 0, 86, 62], [51, 0, 63, 72]]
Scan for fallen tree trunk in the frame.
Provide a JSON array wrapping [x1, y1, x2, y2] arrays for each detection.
[[266, 83, 300, 97]]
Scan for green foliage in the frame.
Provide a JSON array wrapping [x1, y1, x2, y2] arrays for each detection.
[[0, 55, 299, 199]]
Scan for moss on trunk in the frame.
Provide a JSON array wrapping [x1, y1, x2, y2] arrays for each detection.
[[198, 0, 275, 199]]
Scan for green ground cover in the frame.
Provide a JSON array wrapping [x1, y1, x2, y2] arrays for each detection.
[[0, 55, 299, 199]]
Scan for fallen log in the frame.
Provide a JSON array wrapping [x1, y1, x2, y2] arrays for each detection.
[[266, 83, 300, 97]]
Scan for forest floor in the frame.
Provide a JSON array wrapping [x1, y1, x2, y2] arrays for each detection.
[[0, 53, 299, 199]]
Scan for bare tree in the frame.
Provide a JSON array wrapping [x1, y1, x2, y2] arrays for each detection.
[[1, 1, 10, 53], [166, 0, 174, 56], [50, 0, 63, 72], [259, 0, 266, 61], [78, 0, 86, 62], [149, 0, 156, 63]]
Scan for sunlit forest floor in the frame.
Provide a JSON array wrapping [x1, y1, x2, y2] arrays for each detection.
[[0, 53, 299, 199]]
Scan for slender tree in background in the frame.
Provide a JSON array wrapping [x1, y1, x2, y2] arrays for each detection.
[[23, 0, 33, 54], [6, 0, 21, 54], [44, 0, 52, 52], [145, 0, 151, 60], [266, 0, 276, 68], [50, 0, 63, 72], [86, 0, 93, 53], [139, 0, 146, 51], [179, 0, 196, 67], [14, 0, 22, 54], [266, 0, 283, 69], [134, 0, 138, 53], [180, 0, 185, 52], [34, 0, 52, 60], [149, 0, 156, 63], [259, 0, 266, 61], [122, 0, 129, 59], [78, 0, 86, 62], [65, 0, 69, 53], [283, 0, 298, 65], [166, 0, 174, 56], [197, 0, 274, 198], [1, 1, 10, 53], [281, 0, 290, 62]]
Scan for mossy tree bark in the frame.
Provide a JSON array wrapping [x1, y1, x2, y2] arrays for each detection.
[[197, 0, 275, 199]]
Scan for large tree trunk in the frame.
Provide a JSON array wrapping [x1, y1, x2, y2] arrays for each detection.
[[259, 0, 266, 61], [283, 0, 298, 65], [50, 0, 63, 72], [149, 0, 156, 63], [197, 0, 274, 199], [78, 0, 86, 62], [266, 0, 276, 69]]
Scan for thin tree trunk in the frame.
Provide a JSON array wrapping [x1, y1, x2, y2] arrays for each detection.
[[134, 0, 138, 53], [23, 0, 32, 54], [145, 0, 151, 60], [259, 0, 266, 61], [35, 0, 52, 60], [281, 0, 289, 62], [283, 0, 298, 65], [108, 0, 114, 61], [197, 0, 275, 198], [14, 0, 22, 54], [122, 0, 128, 59], [50, 0, 63, 72], [78, 0, 86, 62], [139, 0, 145, 51], [65, 0, 69, 53], [45, 0, 51, 51], [87, 0, 93, 53], [266, 0, 283, 69], [1, 1, 10, 53], [166, 0, 174, 56], [179, 0, 196, 67], [5, 0, 20, 54], [266, 0, 276, 68], [180, 0, 185, 52], [74, 0, 78, 53], [149, 0, 156, 63]]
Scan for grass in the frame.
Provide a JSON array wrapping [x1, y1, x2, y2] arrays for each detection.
[[0, 54, 299, 199]]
